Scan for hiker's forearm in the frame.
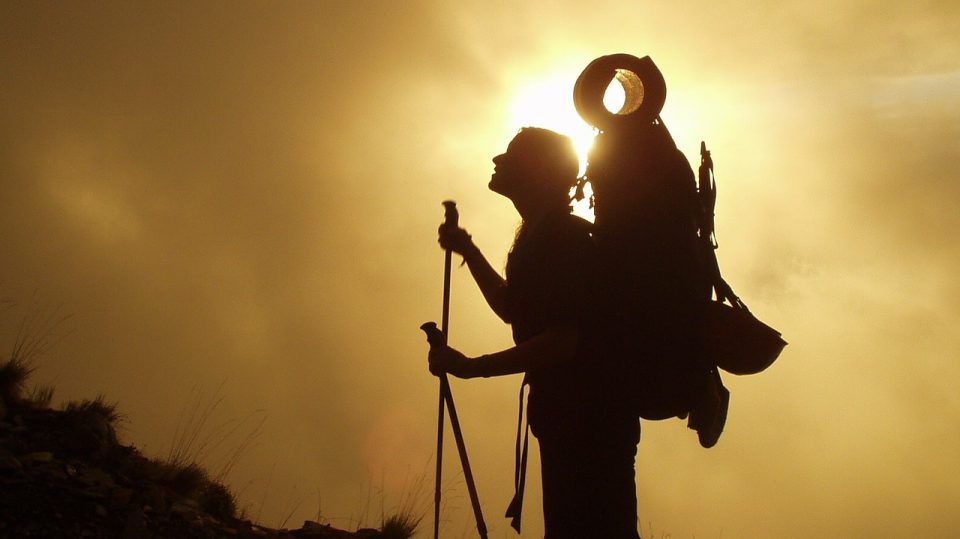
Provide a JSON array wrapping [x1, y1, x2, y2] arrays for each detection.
[[461, 245, 511, 322], [470, 326, 578, 377]]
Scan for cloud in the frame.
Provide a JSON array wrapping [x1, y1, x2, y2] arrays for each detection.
[[1, 1, 959, 536]]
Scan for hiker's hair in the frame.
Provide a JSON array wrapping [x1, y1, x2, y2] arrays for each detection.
[[512, 127, 579, 202]]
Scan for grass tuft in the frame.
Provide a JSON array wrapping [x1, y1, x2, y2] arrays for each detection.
[[158, 382, 261, 523], [375, 464, 428, 539], [379, 511, 421, 539], [199, 480, 238, 521], [60, 395, 123, 454], [26, 383, 55, 408], [166, 383, 266, 479], [0, 357, 34, 404], [64, 395, 121, 424], [1, 299, 69, 406], [165, 461, 209, 496]]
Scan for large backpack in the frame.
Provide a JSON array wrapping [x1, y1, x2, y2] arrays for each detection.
[[574, 54, 786, 446]]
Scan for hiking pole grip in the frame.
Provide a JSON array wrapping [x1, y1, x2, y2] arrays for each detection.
[[441, 200, 458, 335], [442, 200, 460, 228], [421, 321, 446, 348]]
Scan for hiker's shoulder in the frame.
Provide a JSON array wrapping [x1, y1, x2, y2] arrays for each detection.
[[543, 210, 593, 239]]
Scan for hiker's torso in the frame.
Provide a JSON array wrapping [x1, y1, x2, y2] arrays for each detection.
[[504, 210, 615, 437], [505, 210, 595, 343]]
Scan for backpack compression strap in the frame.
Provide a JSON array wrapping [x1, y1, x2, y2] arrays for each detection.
[[698, 141, 740, 307]]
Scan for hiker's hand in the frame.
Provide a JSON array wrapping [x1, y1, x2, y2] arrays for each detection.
[[428, 345, 479, 379], [438, 224, 479, 259]]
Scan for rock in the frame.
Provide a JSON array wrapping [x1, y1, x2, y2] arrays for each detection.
[[140, 484, 167, 512], [301, 520, 326, 531], [121, 508, 151, 539], [22, 451, 54, 465], [111, 487, 135, 506], [0, 448, 22, 470], [171, 500, 199, 518], [76, 466, 117, 489], [294, 520, 338, 537]]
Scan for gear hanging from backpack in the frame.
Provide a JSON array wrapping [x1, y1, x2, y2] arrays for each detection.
[[573, 53, 786, 448]]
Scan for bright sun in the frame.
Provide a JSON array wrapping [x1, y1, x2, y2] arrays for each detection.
[[507, 69, 627, 221]]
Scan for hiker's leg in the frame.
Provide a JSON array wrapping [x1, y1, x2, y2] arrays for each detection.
[[592, 435, 641, 538], [539, 435, 574, 538], [540, 428, 640, 539], [565, 420, 639, 538], [539, 435, 598, 538]]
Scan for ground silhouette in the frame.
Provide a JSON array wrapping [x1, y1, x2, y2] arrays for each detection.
[[0, 357, 415, 539]]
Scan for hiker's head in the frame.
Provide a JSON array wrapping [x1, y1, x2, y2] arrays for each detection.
[[489, 127, 579, 210]]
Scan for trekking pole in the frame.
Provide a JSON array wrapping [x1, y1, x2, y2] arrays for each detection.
[[422, 200, 488, 539], [433, 200, 452, 539], [421, 323, 488, 539]]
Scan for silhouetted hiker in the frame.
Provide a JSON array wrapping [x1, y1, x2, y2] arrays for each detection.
[[429, 127, 641, 538]]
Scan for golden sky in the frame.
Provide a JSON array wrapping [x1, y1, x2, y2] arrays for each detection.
[[2, 2, 958, 537]]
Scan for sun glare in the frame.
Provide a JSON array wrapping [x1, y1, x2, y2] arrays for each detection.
[[507, 72, 597, 176], [507, 70, 628, 221]]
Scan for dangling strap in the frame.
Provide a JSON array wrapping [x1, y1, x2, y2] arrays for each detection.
[[504, 378, 530, 533]]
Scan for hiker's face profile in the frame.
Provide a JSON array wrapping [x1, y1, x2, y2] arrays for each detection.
[[489, 137, 534, 198], [489, 129, 579, 209], [489, 135, 556, 198]]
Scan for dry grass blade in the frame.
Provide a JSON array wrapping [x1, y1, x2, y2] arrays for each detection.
[[167, 382, 227, 469], [1, 299, 70, 404], [214, 409, 267, 482], [9, 301, 71, 366], [27, 383, 55, 408], [277, 489, 309, 530], [378, 465, 428, 539]]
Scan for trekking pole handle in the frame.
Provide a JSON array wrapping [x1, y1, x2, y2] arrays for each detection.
[[443, 200, 459, 228], [420, 322, 446, 348]]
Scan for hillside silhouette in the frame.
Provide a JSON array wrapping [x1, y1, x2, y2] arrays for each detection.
[[0, 355, 417, 539]]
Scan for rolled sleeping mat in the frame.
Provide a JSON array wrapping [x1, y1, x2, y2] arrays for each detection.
[[574, 54, 667, 131]]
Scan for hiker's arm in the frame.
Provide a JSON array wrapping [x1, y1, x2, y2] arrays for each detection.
[[438, 225, 511, 322], [429, 325, 577, 379]]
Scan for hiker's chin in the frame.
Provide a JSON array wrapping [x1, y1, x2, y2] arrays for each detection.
[[488, 175, 505, 195]]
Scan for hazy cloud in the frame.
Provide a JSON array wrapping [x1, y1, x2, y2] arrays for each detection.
[[2, 1, 958, 537]]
